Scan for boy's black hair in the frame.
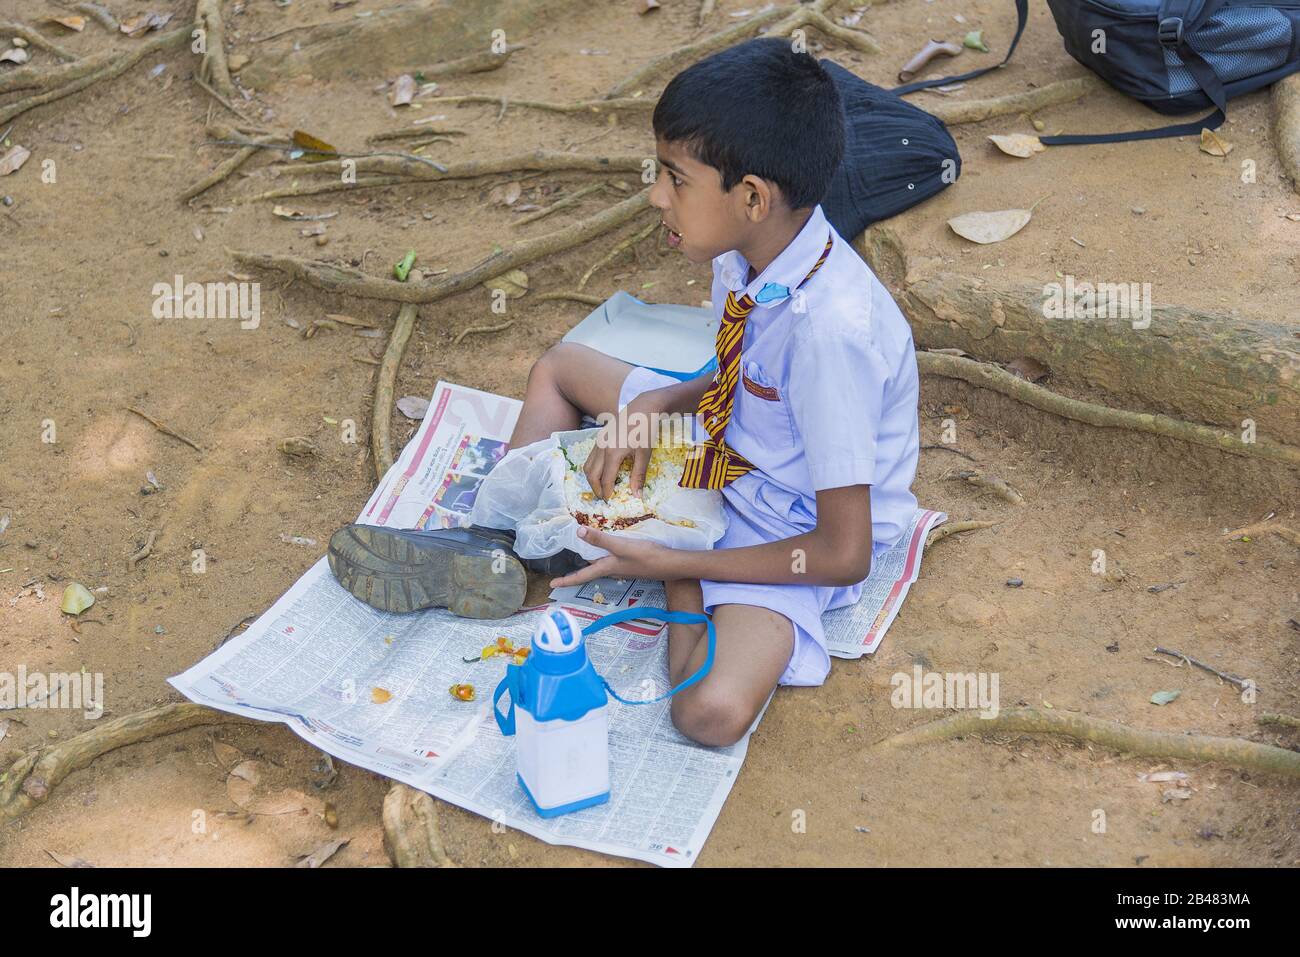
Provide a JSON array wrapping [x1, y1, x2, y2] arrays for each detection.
[[652, 37, 844, 209]]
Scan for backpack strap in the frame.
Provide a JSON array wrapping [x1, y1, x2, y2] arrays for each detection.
[[892, 0, 1030, 96], [893, 0, 1241, 146], [1042, 0, 1229, 145]]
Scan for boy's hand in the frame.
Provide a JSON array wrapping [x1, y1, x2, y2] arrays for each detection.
[[549, 527, 676, 588], [583, 393, 661, 500]]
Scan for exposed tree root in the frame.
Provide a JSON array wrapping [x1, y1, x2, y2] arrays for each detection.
[[0, 26, 189, 125], [926, 519, 997, 547], [382, 782, 456, 867], [367, 127, 468, 144], [195, 0, 236, 101], [871, 707, 1300, 779], [229, 187, 651, 304], [0, 703, 251, 821], [261, 149, 645, 184], [801, 7, 881, 55], [1272, 72, 1300, 196], [949, 468, 1024, 505], [372, 303, 418, 476], [69, 3, 120, 31], [245, 175, 417, 202], [534, 290, 607, 306], [605, 0, 876, 100], [414, 44, 525, 78], [0, 21, 79, 61], [1259, 713, 1300, 730], [437, 93, 655, 117], [512, 183, 608, 227], [181, 124, 274, 203], [1223, 520, 1300, 549], [916, 351, 1300, 468], [453, 319, 514, 346], [578, 215, 658, 289], [242, 151, 644, 203], [924, 76, 1104, 126]]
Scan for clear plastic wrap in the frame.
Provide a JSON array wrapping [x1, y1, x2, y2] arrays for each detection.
[[470, 428, 727, 561]]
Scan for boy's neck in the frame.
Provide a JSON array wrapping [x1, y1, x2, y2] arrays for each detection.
[[741, 206, 815, 285]]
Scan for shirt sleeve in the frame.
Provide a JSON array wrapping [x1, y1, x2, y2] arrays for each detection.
[[788, 316, 890, 491]]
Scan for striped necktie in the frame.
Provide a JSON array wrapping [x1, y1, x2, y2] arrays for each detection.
[[679, 233, 834, 490]]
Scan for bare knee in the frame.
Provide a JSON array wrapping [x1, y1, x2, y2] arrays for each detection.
[[670, 686, 754, 747], [528, 342, 590, 393]]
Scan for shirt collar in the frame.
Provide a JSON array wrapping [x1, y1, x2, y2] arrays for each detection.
[[716, 204, 831, 307]]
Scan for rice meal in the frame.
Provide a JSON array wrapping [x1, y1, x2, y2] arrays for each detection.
[[561, 433, 698, 531]]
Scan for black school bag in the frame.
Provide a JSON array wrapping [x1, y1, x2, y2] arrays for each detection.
[[897, 0, 1300, 145], [819, 58, 963, 241]]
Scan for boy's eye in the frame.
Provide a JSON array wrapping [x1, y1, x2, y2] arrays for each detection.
[[668, 171, 683, 187]]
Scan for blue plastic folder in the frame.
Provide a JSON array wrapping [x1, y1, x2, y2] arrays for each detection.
[[560, 291, 717, 381]]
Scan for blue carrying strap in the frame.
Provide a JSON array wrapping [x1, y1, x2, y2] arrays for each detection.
[[582, 608, 716, 706], [493, 663, 520, 736], [491, 607, 716, 735]]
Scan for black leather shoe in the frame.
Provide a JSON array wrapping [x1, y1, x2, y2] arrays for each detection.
[[466, 525, 591, 578], [327, 525, 526, 619]]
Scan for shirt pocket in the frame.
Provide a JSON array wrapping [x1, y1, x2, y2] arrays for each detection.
[[737, 359, 795, 448]]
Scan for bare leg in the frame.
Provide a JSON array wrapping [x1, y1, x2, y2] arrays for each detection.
[[665, 578, 707, 685], [509, 342, 638, 448], [669, 603, 794, 747]]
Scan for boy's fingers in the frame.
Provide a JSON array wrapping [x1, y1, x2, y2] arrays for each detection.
[[630, 446, 651, 495], [583, 446, 604, 495], [600, 451, 626, 500], [550, 555, 614, 588]]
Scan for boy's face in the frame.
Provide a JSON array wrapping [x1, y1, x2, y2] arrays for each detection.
[[649, 137, 755, 266]]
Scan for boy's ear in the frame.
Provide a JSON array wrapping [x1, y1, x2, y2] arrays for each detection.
[[738, 173, 778, 223]]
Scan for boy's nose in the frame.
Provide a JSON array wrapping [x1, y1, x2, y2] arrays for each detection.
[[648, 175, 670, 210]]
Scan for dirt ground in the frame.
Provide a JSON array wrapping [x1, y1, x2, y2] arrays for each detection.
[[1, 0, 1297, 868]]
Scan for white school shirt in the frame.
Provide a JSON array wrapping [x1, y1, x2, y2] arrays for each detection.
[[703, 203, 919, 561]]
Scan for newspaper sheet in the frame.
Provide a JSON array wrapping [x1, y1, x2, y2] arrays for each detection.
[[170, 380, 939, 866]]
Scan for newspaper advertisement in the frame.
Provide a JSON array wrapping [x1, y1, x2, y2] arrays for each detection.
[[170, 380, 940, 866]]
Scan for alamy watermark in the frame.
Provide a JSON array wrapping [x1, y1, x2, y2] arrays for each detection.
[[890, 665, 1000, 719], [1042, 275, 1151, 330], [1, 666, 103, 719], [151, 274, 261, 329]]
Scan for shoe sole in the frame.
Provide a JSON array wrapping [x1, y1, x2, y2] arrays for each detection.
[[327, 525, 526, 619]]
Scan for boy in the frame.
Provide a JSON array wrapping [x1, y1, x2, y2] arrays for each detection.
[[328, 39, 920, 747]]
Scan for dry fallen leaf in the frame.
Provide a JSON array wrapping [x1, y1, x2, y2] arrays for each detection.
[[987, 133, 1045, 158], [226, 759, 324, 816], [488, 181, 523, 206], [296, 837, 350, 868], [371, 686, 393, 703], [1199, 127, 1233, 156], [0, 145, 32, 177], [1006, 356, 1050, 383], [396, 395, 430, 420], [291, 129, 337, 162], [485, 268, 529, 298], [212, 739, 243, 770], [947, 208, 1033, 244], [390, 74, 417, 106], [45, 16, 87, 31], [119, 13, 155, 36]]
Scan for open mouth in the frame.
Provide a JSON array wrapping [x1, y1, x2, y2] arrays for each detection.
[[662, 221, 683, 248]]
